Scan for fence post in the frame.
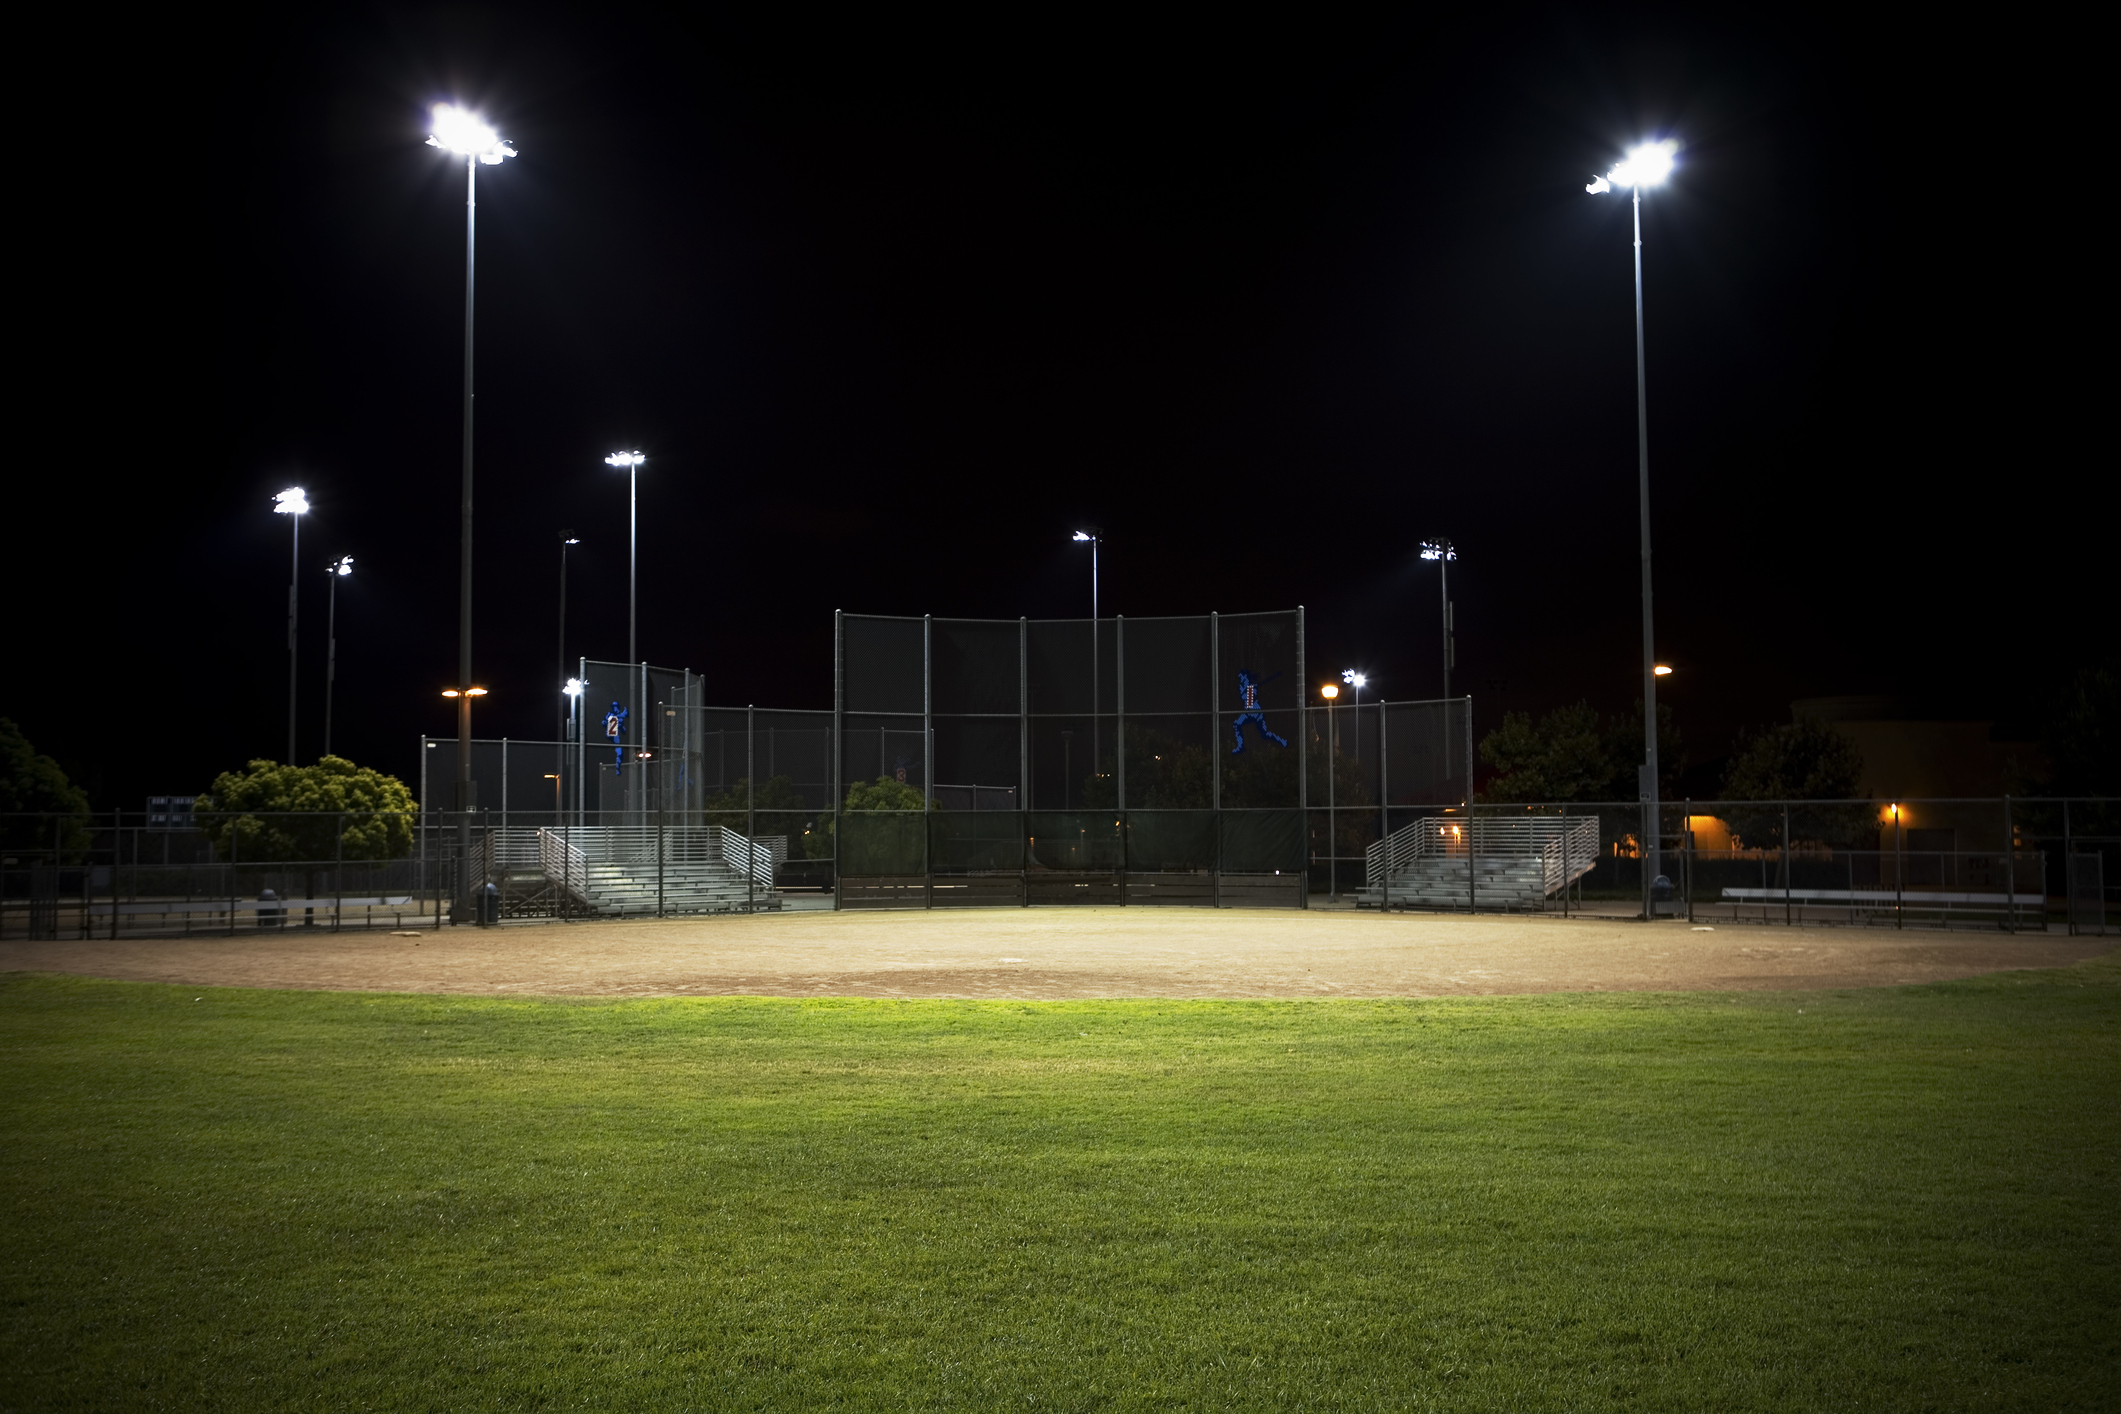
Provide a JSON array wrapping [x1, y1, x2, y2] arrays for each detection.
[[2002, 795, 2015, 934], [1783, 801, 1792, 926], [923, 615, 933, 911], [334, 812, 343, 932], [747, 703, 756, 915]]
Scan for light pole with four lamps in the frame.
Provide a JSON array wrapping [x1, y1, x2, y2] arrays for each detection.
[[1587, 138, 1676, 918], [272, 487, 308, 764], [426, 103, 515, 921], [1072, 530, 1102, 791], [323, 555, 351, 758]]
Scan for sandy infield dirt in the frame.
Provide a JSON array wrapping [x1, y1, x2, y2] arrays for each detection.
[[3, 908, 2110, 1000]]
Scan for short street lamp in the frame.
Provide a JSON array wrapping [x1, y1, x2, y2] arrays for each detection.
[[1587, 138, 1676, 917], [324, 555, 352, 758], [1321, 682, 1341, 901], [273, 487, 309, 763]]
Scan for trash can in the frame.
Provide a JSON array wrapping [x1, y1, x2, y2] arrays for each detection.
[[477, 881, 501, 927], [1651, 873, 1679, 916], [258, 887, 283, 930]]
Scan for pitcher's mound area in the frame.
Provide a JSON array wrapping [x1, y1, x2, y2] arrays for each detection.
[[4, 908, 2109, 998]]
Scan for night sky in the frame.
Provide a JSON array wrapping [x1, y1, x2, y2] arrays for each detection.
[[9, 6, 2098, 807]]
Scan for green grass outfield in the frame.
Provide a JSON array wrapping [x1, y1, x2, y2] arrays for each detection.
[[3, 961, 2116, 1411]]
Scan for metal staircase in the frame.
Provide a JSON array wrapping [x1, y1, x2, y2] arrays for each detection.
[[536, 826, 779, 915], [1359, 815, 1600, 911]]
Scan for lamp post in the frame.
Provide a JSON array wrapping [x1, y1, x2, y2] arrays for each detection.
[[1321, 682, 1340, 901], [556, 532, 578, 802], [273, 487, 308, 763], [427, 103, 516, 920], [1073, 531, 1101, 789], [606, 454, 645, 668], [324, 555, 352, 758], [1418, 539, 1455, 701], [1587, 138, 1676, 918], [1341, 670, 1367, 767], [564, 677, 585, 828]]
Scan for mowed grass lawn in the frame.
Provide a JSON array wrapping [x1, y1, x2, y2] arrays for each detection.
[[2, 960, 2117, 1411]]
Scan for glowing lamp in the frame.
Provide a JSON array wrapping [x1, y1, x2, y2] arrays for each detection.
[[1587, 140, 1677, 194], [426, 104, 516, 164], [1320, 684, 1339, 700], [273, 487, 308, 515], [1653, 664, 1673, 676]]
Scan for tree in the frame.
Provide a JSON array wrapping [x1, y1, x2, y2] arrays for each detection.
[[705, 775, 832, 859], [193, 756, 417, 863], [1478, 702, 1615, 802], [0, 719, 91, 861], [1123, 725, 1213, 808], [843, 776, 931, 811], [1719, 721, 1871, 847], [2047, 666, 2120, 795]]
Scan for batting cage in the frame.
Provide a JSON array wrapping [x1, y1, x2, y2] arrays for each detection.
[[418, 611, 1476, 916]]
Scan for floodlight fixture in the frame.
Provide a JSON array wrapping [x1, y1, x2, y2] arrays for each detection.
[[564, 536, 580, 545], [1418, 539, 1455, 561], [443, 689, 461, 698], [1653, 664, 1673, 676], [564, 678, 584, 698], [1342, 670, 1367, 690], [426, 104, 517, 164], [331, 555, 353, 576], [1587, 139, 1676, 194], [467, 686, 488, 696], [1320, 683, 1339, 700], [1073, 530, 1093, 542], [605, 451, 645, 469], [273, 487, 309, 515]]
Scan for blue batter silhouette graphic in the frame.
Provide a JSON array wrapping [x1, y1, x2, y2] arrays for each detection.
[[604, 701, 629, 775], [1231, 670, 1288, 753]]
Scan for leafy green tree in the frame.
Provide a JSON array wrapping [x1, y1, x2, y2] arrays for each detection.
[[843, 776, 932, 811], [1719, 721, 1871, 847], [1124, 726, 1213, 808], [0, 719, 91, 861], [706, 775, 832, 859], [2047, 666, 2119, 795], [193, 757, 417, 863], [1479, 702, 1615, 802]]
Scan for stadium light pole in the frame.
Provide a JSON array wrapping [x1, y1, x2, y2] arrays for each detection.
[[1073, 530, 1101, 788], [428, 103, 516, 921], [556, 531, 578, 762], [324, 555, 352, 758], [272, 487, 309, 763], [1588, 138, 1676, 918], [606, 454, 646, 667], [1342, 670, 1367, 767], [1418, 540, 1456, 701]]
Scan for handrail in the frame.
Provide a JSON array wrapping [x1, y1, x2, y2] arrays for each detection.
[[535, 825, 774, 891], [1367, 815, 1600, 897]]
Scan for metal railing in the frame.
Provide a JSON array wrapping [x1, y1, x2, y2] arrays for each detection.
[[1366, 814, 1600, 896], [535, 825, 775, 891]]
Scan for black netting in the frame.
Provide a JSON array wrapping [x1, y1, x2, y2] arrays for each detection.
[[1027, 619, 1116, 715], [930, 811, 1024, 872], [842, 616, 926, 714], [1126, 810, 1217, 871], [1221, 810, 1306, 873], [1383, 697, 1471, 807], [1026, 811, 1123, 870], [1122, 712, 1214, 808], [841, 812, 925, 874]]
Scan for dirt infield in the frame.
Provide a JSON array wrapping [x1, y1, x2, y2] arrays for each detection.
[[3, 908, 2110, 999]]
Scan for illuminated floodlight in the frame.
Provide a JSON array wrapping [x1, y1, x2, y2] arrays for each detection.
[[467, 687, 488, 696], [605, 450, 645, 469], [1653, 664, 1673, 676], [1418, 538, 1455, 561], [331, 555, 353, 577], [563, 678, 584, 698], [1320, 683, 1340, 700], [273, 487, 309, 515], [426, 104, 517, 164], [1588, 140, 1677, 194], [1073, 530, 1094, 542], [1342, 670, 1367, 690], [442, 689, 460, 698]]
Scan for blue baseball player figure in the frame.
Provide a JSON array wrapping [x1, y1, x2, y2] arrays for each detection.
[[604, 701, 629, 775], [1231, 669, 1288, 753]]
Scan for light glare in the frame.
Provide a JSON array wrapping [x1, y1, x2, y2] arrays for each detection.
[[605, 450, 645, 469], [273, 486, 308, 515], [1591, 140, 1677, 193], [1419, 538, 1455, 561], [332, 555, 353, 577], [1073, 531, 1094, 542], [1320, 684, 1339, 700], [426, 104, 516, 162], [1653, 664, 1673, 676]]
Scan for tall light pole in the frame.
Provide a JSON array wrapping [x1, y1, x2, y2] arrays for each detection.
[[427, 103, 515, 920], [1342, 670, 1367, 767], [556, 531, 578, 776], [1418, 539, 1456, 701], [272, 487, 308, 763], [1588, 139, 1676, 917], [324, 555, 352, 758], [1073, 530, 1101, 789], [606, 453, 646, 667]]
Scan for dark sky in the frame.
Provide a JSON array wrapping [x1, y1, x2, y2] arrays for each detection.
[[9, 5, 2098, 806]]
